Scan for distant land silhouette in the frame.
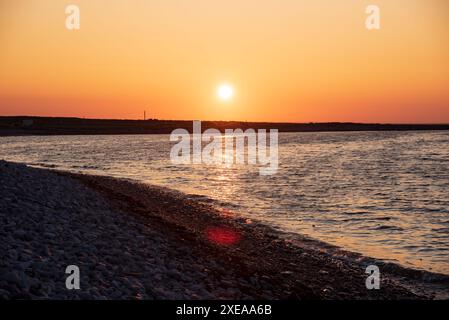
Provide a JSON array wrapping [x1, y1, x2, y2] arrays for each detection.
[[1, 116, 449, 136]]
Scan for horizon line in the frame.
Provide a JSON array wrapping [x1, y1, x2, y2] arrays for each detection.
[[1, 115, 449, 126]]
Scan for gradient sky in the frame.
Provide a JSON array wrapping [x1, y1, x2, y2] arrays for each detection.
[[0, 0, 448, 122]]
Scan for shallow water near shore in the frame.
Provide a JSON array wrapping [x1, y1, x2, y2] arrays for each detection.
[[1, 131, 448, 275]]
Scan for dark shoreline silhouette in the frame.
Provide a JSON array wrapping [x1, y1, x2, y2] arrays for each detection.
[[1, 116, 449, 136]]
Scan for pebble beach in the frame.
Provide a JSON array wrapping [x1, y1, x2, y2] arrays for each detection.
[[1, 160, 448, 300]]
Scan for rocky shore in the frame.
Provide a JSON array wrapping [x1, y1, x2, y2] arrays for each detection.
[[1, 160, 448, 300]]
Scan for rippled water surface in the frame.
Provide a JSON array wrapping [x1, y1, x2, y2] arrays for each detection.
[[1, 131, 448, 274]]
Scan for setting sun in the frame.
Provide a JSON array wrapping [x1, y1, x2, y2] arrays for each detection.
[[217, 84, 235, 102]]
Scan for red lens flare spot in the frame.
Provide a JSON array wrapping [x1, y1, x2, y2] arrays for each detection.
[[205, 226, 241, 246]]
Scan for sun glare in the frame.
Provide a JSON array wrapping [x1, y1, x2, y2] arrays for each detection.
[[217, 84, 234, 102]]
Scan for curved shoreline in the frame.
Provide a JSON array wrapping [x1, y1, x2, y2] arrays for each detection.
[[1, 160, 448, 299], [65, 171, 449, 299]]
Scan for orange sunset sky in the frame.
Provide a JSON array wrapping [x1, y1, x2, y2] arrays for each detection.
[[0, 0, 448, 123]]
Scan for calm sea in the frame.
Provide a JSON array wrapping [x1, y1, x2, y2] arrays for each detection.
[[1, 131, 448, 274]]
